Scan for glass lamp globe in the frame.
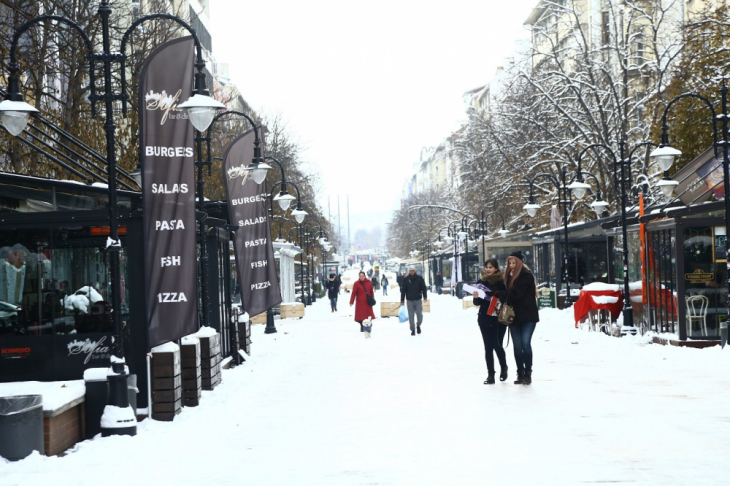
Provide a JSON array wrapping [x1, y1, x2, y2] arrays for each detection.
[[590, 199, 610, 216], [523, 203, 540, 218], [177, 94, 226, 132], [0, 100, 39, 136], [291, 208, 307, 224], [274, 192, 295, 211], [568, 181, 591, 200], [650, 146, 682, 172], [656, 179, 679, 199], [444, 236, 454, 245], [498, 228, 509, 237], [245, 162, 271, 185]]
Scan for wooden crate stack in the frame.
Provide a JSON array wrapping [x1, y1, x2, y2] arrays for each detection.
[[199, 333, 222, 390], [180, 337, 202, 407], [150, 347, 182, 421]]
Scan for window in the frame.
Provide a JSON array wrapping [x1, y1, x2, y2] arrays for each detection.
[[0, 227, 129, 337], [602, 12, 610, 45]]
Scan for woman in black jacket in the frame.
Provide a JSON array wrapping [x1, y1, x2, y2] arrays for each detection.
[[472, 258, 508, 385], [496, 251, 539, 385]]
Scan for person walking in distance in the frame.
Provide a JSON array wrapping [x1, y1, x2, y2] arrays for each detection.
[[381, 274, 389, 296], [326, 273, 340, 312], [434, 272, 444, 296], [400, 265, 428, 336], [397, 271, 406, 291], [472, 259, 508, 384], [496, 251, 539, 385], [350, 271, 375, 332]]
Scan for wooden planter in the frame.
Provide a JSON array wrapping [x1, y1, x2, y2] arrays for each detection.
[[180, 340, 202, 407], [150, 349, 182, 421], [199, 334, 222, 391]]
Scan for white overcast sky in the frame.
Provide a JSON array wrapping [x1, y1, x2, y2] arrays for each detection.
[[211, 0, 537, 239]]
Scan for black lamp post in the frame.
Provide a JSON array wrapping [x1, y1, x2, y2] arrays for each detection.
[[651, 86, 730, 347], [575, 142, 656, 332], [0, 2, 225, 436], [524, 167, 605, 308]]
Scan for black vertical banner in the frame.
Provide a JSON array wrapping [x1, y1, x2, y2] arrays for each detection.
[[223, 130, 282, 316], [139, 37, 198, 348]]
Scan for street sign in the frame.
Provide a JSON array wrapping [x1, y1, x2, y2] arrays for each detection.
[[537, 288, 556, 309]]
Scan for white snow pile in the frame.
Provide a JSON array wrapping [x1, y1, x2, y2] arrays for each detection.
[[581, 282, 620, 291], [0, 380, 84, 412], [62, 286, 103, 314], [591, 295, 619, 304], [100, 405, 136, 429], [195, 326, 218, 338], [83, 368, 108, 382], [150, 341, 179, 354]]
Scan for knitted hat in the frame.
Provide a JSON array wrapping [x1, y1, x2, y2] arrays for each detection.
[[509, 250, 524, 261], [408, 265, 416, 271]]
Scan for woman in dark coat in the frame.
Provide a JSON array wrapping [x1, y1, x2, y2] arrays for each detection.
[[496, 251, 539, 385], [350, 271, 375, 332], [472, 258, 508, 385]]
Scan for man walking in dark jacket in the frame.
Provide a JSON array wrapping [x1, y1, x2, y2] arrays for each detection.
[[400, 265, 428, 336], [434, 272, 444, 295]]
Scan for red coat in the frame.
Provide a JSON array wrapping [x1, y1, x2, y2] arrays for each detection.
[[350, 279, 376, 321]]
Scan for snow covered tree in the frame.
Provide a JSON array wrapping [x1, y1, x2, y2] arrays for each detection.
[[456, 0, 685, 223]]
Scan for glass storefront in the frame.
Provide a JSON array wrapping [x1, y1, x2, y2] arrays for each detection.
[[560, 241, 609, 286], [0, 227, 128, 337], [682, 226, 726, 338], [487, 246, 534, 272]]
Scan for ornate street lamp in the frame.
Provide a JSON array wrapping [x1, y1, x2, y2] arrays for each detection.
[[524, 166, 604, 308]]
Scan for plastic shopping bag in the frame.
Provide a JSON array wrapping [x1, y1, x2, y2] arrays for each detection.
[[398, 305, 408, 323]]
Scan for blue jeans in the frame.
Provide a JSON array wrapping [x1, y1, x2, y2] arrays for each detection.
[[382, 285, 388, 295], [435, 285, 442, 295], [509, 321, 536, 372], [329, 297, 338, 309]]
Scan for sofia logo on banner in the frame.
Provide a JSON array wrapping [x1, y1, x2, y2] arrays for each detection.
[[222, 130, 282, 318], [139, 36, 199, 349]]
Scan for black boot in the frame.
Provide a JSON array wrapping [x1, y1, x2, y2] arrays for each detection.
[[500, 366, 508, 382], [411, 330, 415, 336], [514, 371, 524, 385], [522, 370, 532, 385], [417, 326, 421, 334], [484, 373, 495, 385], [360, 324, 364, 332]]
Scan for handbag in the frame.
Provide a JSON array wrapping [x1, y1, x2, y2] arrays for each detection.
[[360, 281, 377, 307], [498, 303, 515, 325]]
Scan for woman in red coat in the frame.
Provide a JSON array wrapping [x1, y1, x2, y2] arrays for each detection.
[[350, 271, 375, 332]]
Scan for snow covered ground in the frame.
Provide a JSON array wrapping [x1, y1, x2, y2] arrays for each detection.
[[3, 293, 729, 485]]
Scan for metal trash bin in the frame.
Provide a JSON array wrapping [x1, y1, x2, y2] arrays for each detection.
[[0, 394, 44, 461], [84, 368, 109, 439]]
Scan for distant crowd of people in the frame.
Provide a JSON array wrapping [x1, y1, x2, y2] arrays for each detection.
[[326, 252, 540, 385]]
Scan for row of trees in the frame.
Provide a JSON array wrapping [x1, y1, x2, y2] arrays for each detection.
[[0, 0, 336, 255], [388, 0, 730, 258]]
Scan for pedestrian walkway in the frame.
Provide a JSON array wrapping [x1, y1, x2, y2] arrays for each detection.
[[4, 295, 728, 485]]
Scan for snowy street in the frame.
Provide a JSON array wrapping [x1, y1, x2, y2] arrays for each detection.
[[3, 294, 729, 486]]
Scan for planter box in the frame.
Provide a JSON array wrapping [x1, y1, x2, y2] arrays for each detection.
[[251, 313, 267, 325], [380, 302, 400, 317], [280, 302, 305, 319], [462, 297, 475, 309]]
